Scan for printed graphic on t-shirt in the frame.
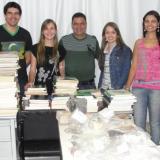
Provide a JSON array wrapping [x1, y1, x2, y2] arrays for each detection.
[[38, 67, 51, 83], [1, 41, 25, 59], [37, 58, 55, 83]]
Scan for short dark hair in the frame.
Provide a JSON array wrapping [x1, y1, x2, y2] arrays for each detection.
[[72, 12, 86, 22], [4, 2, 22, 15]]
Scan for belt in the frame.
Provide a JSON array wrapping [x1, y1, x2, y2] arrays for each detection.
[[79, 79, 94, 85], [135, 80, 160, 84]]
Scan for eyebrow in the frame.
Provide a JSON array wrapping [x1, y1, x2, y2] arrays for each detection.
[[6, 11, 20, 14]]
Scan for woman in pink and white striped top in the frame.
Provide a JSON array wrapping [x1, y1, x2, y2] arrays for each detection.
[[125, 10, 160, 145]]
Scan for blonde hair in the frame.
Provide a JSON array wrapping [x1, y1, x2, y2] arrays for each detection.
[[37, 19, 58, 65]]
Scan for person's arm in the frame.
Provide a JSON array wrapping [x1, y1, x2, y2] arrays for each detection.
[[116, 46, 132, 89], [58, 39, 66, 77], [59, 60, 65, 77], [25, 51, 31, 65], [25, 30, 33, 65], [25, 53, 36, 90], [125, 40, 139, 90], [98, 50, 104, 71], [95, 39, 101, 59]]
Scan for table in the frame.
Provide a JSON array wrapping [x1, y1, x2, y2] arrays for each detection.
[[0, 109, 17, 160], [57, 112, 74, 160], [58, 111, 160, 160]]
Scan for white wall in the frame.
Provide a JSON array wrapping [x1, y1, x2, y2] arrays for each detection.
[[0, 0, 160, 84]]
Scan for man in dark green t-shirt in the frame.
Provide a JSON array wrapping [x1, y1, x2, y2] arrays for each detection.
[[58, 12, 100, 89], [0, 2, 33, 105]]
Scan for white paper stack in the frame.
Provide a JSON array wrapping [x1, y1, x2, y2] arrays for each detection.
[[0, 76, 17, 109], [55, 77, 78, 95], [0, 51, 19, 76], [77, 96, 99, 112], [0, 52, 18, 109], [25, 97, 70, 110], [25, 88, 47, 95], [105, 89, 136, 113]]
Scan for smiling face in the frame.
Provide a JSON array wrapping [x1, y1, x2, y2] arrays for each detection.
[[72, 17, 87, 39], [144, 15, 159, 33], [5, 7, 21, 27], [104, 25, 117, 44], [43, 22, 57, 41]]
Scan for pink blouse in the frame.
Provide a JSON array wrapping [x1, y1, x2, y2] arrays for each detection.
[[132, 39, 160, 90]]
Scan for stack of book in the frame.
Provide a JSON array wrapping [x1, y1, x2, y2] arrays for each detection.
[[54, 77, 78, 95], [0, 76, 17, 108], [25, 77, 78, 96], [25, 87, 47, 96], [0, 51, 19, 76], [25, 97, 70, 110], [104, 89, 136, 113], [0, 52, 19, 109]]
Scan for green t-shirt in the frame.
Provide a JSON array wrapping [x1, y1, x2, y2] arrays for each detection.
[[58, 34, 100, 82]]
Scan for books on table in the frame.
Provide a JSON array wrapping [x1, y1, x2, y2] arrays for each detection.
[[55, 77, 78, 88], [0, 76, 17, 109], [0, 51, 19, 76], [55, 77, 78, 96], [25, 77, 79, 96], [25, 77, 100, 112], [24, 97, 70, 110], [25, 88, 47, 95], [104, 89, 136, 113], [0, 52, 19, 109]]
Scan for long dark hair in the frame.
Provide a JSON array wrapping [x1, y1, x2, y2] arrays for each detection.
[[101, 22, 124, 51], [143, 10, 160, 44], [37, 19, 58, 65]]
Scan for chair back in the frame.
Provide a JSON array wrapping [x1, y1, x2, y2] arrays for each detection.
[[17, 110, 59, 141]]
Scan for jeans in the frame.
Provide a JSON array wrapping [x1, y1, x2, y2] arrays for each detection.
[[132, 88, 160, 145]]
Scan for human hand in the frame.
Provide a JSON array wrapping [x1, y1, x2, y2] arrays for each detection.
[[24, 82, 33, 90], [124, 85, 130, 91]]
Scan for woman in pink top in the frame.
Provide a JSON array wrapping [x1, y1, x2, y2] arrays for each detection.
[[125, 10, 160, 145]]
